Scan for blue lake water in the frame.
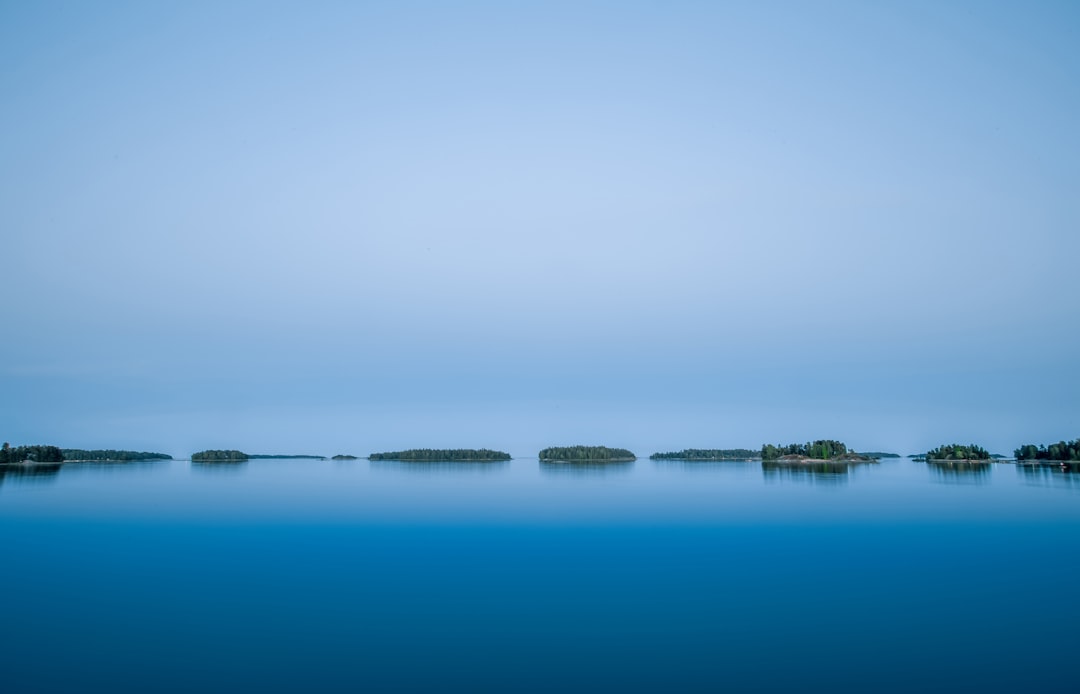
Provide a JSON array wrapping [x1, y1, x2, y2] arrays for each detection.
[[2, 456, 1078, 693]]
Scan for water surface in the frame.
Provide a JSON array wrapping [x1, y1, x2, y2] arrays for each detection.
[[2, 456, 1077, 693]]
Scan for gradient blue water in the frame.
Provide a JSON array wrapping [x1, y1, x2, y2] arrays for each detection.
[[2, 457, 1078, 693]]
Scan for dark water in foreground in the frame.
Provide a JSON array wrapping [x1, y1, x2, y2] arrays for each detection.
[[2, 457, 1078, 693]]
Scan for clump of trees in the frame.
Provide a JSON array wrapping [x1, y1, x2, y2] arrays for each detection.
[[331, 454, 358, 460], [369, 449, 511, 461], [191, 450, 249, 462], [1014, 439, 1080, 462], [761, 440, 848, 461], [539, 446, 635, 462], [0, 443, 64, 464], [62, 449, 172, 461], [650, 449, 759, 460], [925, 444, 990, 461]]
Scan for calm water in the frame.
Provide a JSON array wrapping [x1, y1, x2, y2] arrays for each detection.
[[2, 456, 1078, 693]]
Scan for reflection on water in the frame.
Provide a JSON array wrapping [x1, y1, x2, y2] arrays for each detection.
[[652, 459, 757, 472], [1017, 461, 1080, 490], [190, 460, 249, 474], [67, 460, 166, 474], [539, 460, 634, 476], [369, 460, 510, 475], [0, 463, 63, 486], [761, 460, 878, 485], [927, 460, 992, 485]]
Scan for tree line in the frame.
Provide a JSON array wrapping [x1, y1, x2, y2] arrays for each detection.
[[925, 444, 990, 461], [538, 446, 635, 461], [651, 449, 760, 460], [761, 440, 848, 461], [1014, 439, 1080, 462], [368, 449, 511, 461], [61, 449, 172, 461], [191, 450, 249, 462], [0, 443, 64, 464]]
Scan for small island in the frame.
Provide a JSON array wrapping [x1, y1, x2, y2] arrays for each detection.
[[760, 440, 871, 462], [368, 449, 511, 462], [859, 451, 900, 459], [191, 449, 249, 462], [331, 454, 359, 460], [650, 448, 760, 461], [538, 446, 636, 462], [1014, 438, 1080, 462], [924, 443, 990, 462]]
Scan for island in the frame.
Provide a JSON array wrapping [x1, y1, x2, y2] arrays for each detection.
[[859, 451, 900, 459], [650, 448, 760, 460], [1014, 438, 1080, 462], [760, 440, 871, 462], [61, 449, 172, 461], [538, 446, 636, 462], [924, 444, 990, 462], [0, 443, 64, 464], [368, 449, 511, 462], [190, 450, 328, 461], [191, 449, 249, 462], [331, 454, 359, 460]]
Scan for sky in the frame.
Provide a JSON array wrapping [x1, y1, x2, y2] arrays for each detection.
[[2, 1, 1078, 457]]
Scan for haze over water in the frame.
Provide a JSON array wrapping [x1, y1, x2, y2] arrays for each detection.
[[2, 2, 1078, 451]]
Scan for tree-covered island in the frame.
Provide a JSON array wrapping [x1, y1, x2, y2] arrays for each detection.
[[924, 444, 990, 462], [650, 449, 760, 460], [760, 440, 871, 462], [1014, 438, 1080, 462], [0, 443, 64, 464], [62, 449, 172, 461], [191, 450, 249, 462], [190, 450, 327, 461], [331, 454, 359, 460], [368, 449, 511, 462], [538, 446, 636, 462]]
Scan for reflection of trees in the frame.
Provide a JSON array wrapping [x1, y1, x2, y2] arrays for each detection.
[[540, 460, 634, 477], [927, 460, 991, 484], [190, 460, 249, 474], [761, 459, 877, 484], [1017, 461, 1080, 489], [653, 460, 757, 472], [369, 460, 509, 475], [0, 462, 63, 486]]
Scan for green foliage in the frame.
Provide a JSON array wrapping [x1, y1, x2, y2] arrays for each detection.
[[62, 449, 172, 461], [331, 454, 358, 460], [368, 449, 511, 461], [191, 449, 249, 462], [650, 449, 759, 460], [1014, 439, 1080, 461], [538, 446, 635, 462], [0, 444, 64, 464], [860, 452, 900, 459], [925, 443, 990, 461], [761, 440, 848, 461]]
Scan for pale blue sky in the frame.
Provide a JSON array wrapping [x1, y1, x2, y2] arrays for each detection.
[[2, 1, 1077, 456]]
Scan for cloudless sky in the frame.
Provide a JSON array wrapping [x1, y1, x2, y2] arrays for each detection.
[[2, 1, 1078, 457]]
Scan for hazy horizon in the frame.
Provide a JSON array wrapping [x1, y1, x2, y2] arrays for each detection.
[[3, 2, 1077, 456]]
